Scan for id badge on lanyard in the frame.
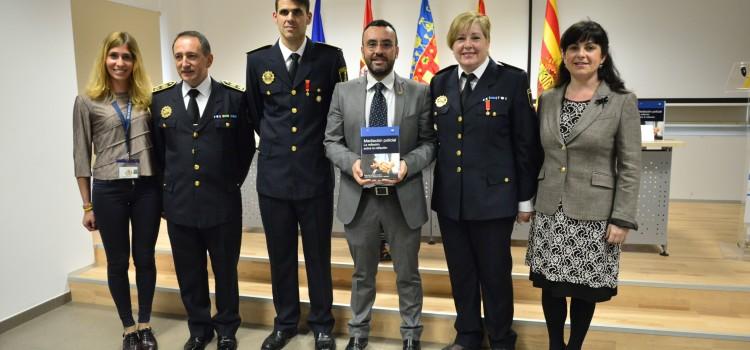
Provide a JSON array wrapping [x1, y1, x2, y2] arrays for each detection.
[[116, 159, 140, 179], [112, 99, 140, 179]]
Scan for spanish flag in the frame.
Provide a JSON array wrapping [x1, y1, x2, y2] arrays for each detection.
[[410, 0, 439, 84], [478, 0, 486, 15], [537, 0, 562, 97], [360, 0, 373, 77]]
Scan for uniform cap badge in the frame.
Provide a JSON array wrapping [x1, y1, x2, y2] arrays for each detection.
[[161, 106, 172, 118], [435, 95, 448, 108], [262, 71, 275, 85]]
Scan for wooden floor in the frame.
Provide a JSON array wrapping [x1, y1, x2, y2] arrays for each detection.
[[73, 200, 750, 349]]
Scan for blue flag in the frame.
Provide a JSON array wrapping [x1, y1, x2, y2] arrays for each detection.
[[312, 0, 326, 43]]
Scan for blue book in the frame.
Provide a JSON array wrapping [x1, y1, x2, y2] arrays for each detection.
[[361, 126, 400, 180]]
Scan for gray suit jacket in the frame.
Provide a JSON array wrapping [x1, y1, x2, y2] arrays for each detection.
[[535, 82, 641, 226], [324, 74, 436, 229]]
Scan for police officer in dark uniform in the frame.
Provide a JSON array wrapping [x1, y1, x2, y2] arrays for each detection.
[[430, 13, 542, 350], [245, 1, 347, 350], [151, 31, 254, 350]]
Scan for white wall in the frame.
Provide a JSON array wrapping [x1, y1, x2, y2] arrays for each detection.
[[155, 0, 530, 84], [668, 133, 747, 201], [0, 1, 93, 321], [529, 0, 750, 99]]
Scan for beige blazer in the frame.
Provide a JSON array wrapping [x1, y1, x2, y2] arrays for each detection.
[[534, 82, 641, 226]]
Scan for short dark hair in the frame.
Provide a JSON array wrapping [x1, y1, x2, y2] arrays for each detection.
[[173, 30, 211, 55], [362, 19, 398, 45], [275, 0, 310, 12], [557, 20, 627, 93]]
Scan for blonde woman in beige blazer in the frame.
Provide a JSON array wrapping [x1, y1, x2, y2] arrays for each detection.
[[525, 21, 641, 350]]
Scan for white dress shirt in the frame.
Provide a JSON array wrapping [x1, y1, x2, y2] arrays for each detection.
[[364, 71, 396, 127], [182, 75, 212, 117], [457, 56, 490, 91], [279, 37, 307, 72]]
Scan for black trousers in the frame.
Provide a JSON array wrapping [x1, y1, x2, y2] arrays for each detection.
[[438, 215, 517, 349], [92, 176, 161, 327], [167, 217, 242, 338], [259, 192, 334, 334]]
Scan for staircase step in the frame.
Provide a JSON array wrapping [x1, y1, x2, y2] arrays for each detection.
[[69, 265, 750, 349], [92, 231, 750, 316]]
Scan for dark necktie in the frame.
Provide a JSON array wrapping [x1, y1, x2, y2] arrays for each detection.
[[289, 53, 300, 81], [461, 72, 476, 111], [187, 88, 200, 125], [368, 82, 387, 127]]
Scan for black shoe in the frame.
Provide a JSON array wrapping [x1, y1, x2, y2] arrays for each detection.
[[217, 336, 238, 350], [261, 330, 296, 350], [345, 337, 368, 350], [379, 240, 392, 262], [441, 344, 464, 350], [315, 332, 336, 350], [403, 339, 420, 350], [183, 333, 214, 350], [122, 332, 139, 350], [137, 328, 158, 350]]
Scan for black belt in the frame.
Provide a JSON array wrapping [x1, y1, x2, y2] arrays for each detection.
[[364, 186, 392, 196]]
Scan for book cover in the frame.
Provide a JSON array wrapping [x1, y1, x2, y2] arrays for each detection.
[[361, 126, 400, 180], [638, 100, 666, 140]]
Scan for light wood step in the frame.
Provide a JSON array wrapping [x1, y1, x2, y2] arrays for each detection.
[[92, 231, 750, 316], [69, 265, 750, 349]]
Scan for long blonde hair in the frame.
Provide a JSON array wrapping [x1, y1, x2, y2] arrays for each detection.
[[86, 32, 151, 109]]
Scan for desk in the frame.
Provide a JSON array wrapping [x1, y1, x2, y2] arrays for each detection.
[[241, 140, 685, 255]]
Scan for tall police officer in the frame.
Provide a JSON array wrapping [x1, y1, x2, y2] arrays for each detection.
[[245, 1, 347, 350], [151, 31, 255, 350]]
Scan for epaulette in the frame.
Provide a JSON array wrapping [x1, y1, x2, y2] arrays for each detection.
[[434, 64, 457, 77], [221, 80, 246, 92], [497, 61, 525, 72], [246, 45, 272, 55], [152, 81, 176, 93], [313, 42, 343, 51]]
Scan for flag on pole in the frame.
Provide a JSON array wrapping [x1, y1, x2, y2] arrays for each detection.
[[478, 0, 486, 15], [409, 0, 439, 84], [311, 0, 326, 43], [360, 0, 373, 76], [537, 0, 561, 97]]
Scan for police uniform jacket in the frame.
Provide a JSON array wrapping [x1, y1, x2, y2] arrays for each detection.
[[246, 39, 347, 200], [151, 79, 255, 228], [430, 60, 542, 221]]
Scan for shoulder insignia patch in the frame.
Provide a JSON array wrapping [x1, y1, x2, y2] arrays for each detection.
[[152, 81, 176, 93], [434, 64, 457, 77], [246, 45, 272, 55], [221, 80, 246, 92], [497, 61, 524, 72], [338, 67, 348, 82], [314, 42, 343, 52]]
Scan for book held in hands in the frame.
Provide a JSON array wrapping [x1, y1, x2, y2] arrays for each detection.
[[361, 126, 400, 180]]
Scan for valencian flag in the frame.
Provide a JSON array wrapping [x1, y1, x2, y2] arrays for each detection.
[[537, 0, 562, 97], [410, 0, 439, 84], [311, 0, 326, 42], [478, 0, 486, 15], [360, 0, 374, 76]]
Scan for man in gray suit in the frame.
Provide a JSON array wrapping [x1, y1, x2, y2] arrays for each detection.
[[324, 19, 436, 350]]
